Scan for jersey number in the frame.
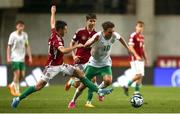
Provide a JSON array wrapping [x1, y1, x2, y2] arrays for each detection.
[[103, 45, 110, 52]]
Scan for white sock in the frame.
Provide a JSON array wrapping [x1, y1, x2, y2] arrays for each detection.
[[98, 81, 105, 89], [10, 82, 14, 87], [72, 88, 79, 102]]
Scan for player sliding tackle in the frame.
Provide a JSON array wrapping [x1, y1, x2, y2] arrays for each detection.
[[11, 5, 113, 108], [68, 21, 135, 108]]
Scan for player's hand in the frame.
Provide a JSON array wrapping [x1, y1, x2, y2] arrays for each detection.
[[73, 56, 80, 64], [28, 56, 33, 65], [51, 5, 56, 14], [135, 55, 142, 61], [76, 43, 84, 48], [7, 57, 11, 64]]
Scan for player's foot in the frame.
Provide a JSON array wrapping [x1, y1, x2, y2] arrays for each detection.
[[65, 78, 75, 91], [68, 101, 75, 109], [123, 86, 129, 96], [14, 92, 21, 97], [8, 84, 17, 96], [85, 102, 95, 108], [98, 95, 105, 101], [11, 97, 20, 108], [98, 88, 113, 96]]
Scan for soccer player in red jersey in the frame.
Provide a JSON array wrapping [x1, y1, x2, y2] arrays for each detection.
[[65, 14, 98, 108], [11, 6, 113, 108], [65, 13, 97, 91], [123, 21, 148, 96]]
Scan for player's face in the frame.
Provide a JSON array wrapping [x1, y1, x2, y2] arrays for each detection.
[[136, 24, 144, 33], [104, 27, 115, 39], [86, 19, 96, 29], [59, 26, 68, 37], [16, 23, 25, 32]]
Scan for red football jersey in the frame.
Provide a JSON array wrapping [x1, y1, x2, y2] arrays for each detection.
[[46, 28, 64, 66], [128, 32, 144, 61], [72, 27, 96, 64]]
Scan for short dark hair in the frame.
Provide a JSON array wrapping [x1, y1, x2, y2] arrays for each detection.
[[86, 13, 97, 20], [136, 21, 144, 27], [102, 21, 115, 31], [16, 20, 24, 25], [55, 20, 67, 31]]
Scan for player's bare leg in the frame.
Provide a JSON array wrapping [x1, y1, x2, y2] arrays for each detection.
[[69, 69, 113, 109], [64, 77, 80, 91], [85, 77, 96, 108], [8, 70, 21, 96], [123, 74, 141, 96], [68, 83, 86, 108], [11, 79, 47, 108], [134, 77, 142, 95], [98, 75, 112, 101]]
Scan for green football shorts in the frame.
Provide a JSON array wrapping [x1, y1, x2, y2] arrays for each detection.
[[11, 62, 26, 71], [84, 65, 112, 80]]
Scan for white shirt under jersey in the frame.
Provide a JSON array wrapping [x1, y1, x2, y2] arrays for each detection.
[[8, 31, 29, 62], [88, 31, 121, 67]]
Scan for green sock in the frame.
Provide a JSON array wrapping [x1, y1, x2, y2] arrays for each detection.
[[80, 77, 98, 92], [135, 84, 140, 92], [19, 86, 36, 100], [128, 80, 133, 87], [87, 89, 93, 102]]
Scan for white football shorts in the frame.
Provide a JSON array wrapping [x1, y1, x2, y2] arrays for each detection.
[[41, 64, 75, 82], [130, 60, 145, 76]]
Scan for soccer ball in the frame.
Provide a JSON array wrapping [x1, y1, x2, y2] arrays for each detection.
[[130, 94, 144, 108]]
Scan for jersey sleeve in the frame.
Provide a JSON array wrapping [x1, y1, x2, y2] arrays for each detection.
[[92, 32, 100, 41], [128, 33, 135, 46], [72, 30, 80, 42], [90, 32, 100, 47], [113, 32, 121, 40], [8, 33, 14, 45], [54, 39, 64, 49]]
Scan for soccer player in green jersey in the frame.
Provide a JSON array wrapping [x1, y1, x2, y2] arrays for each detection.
[[68, 21, 133, 108], [7, 20, 32, 96]]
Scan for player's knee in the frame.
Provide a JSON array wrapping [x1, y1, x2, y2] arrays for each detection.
[[35, 81, 47, 91], [91, 77, 96, 83], [74, 81, 80, 88], [35, 85, 43, 91], [104, 76, 112, 85], [73, 68, 84, 78], [106, 80, 112, 86], [135, 74, 142, 80]]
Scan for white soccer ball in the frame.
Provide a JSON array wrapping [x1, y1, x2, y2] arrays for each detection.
[[130, 94, 144, 108]]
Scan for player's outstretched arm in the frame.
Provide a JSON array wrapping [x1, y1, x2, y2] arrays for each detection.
[[50, 5, 56, 29], [58, 44, 84, 54], [70, 40, 81, 63], [84, 35, 99, 48], [119, 37, 129, 50]]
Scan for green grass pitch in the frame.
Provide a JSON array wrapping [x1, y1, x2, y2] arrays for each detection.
[[0, 85, 180, 113]]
